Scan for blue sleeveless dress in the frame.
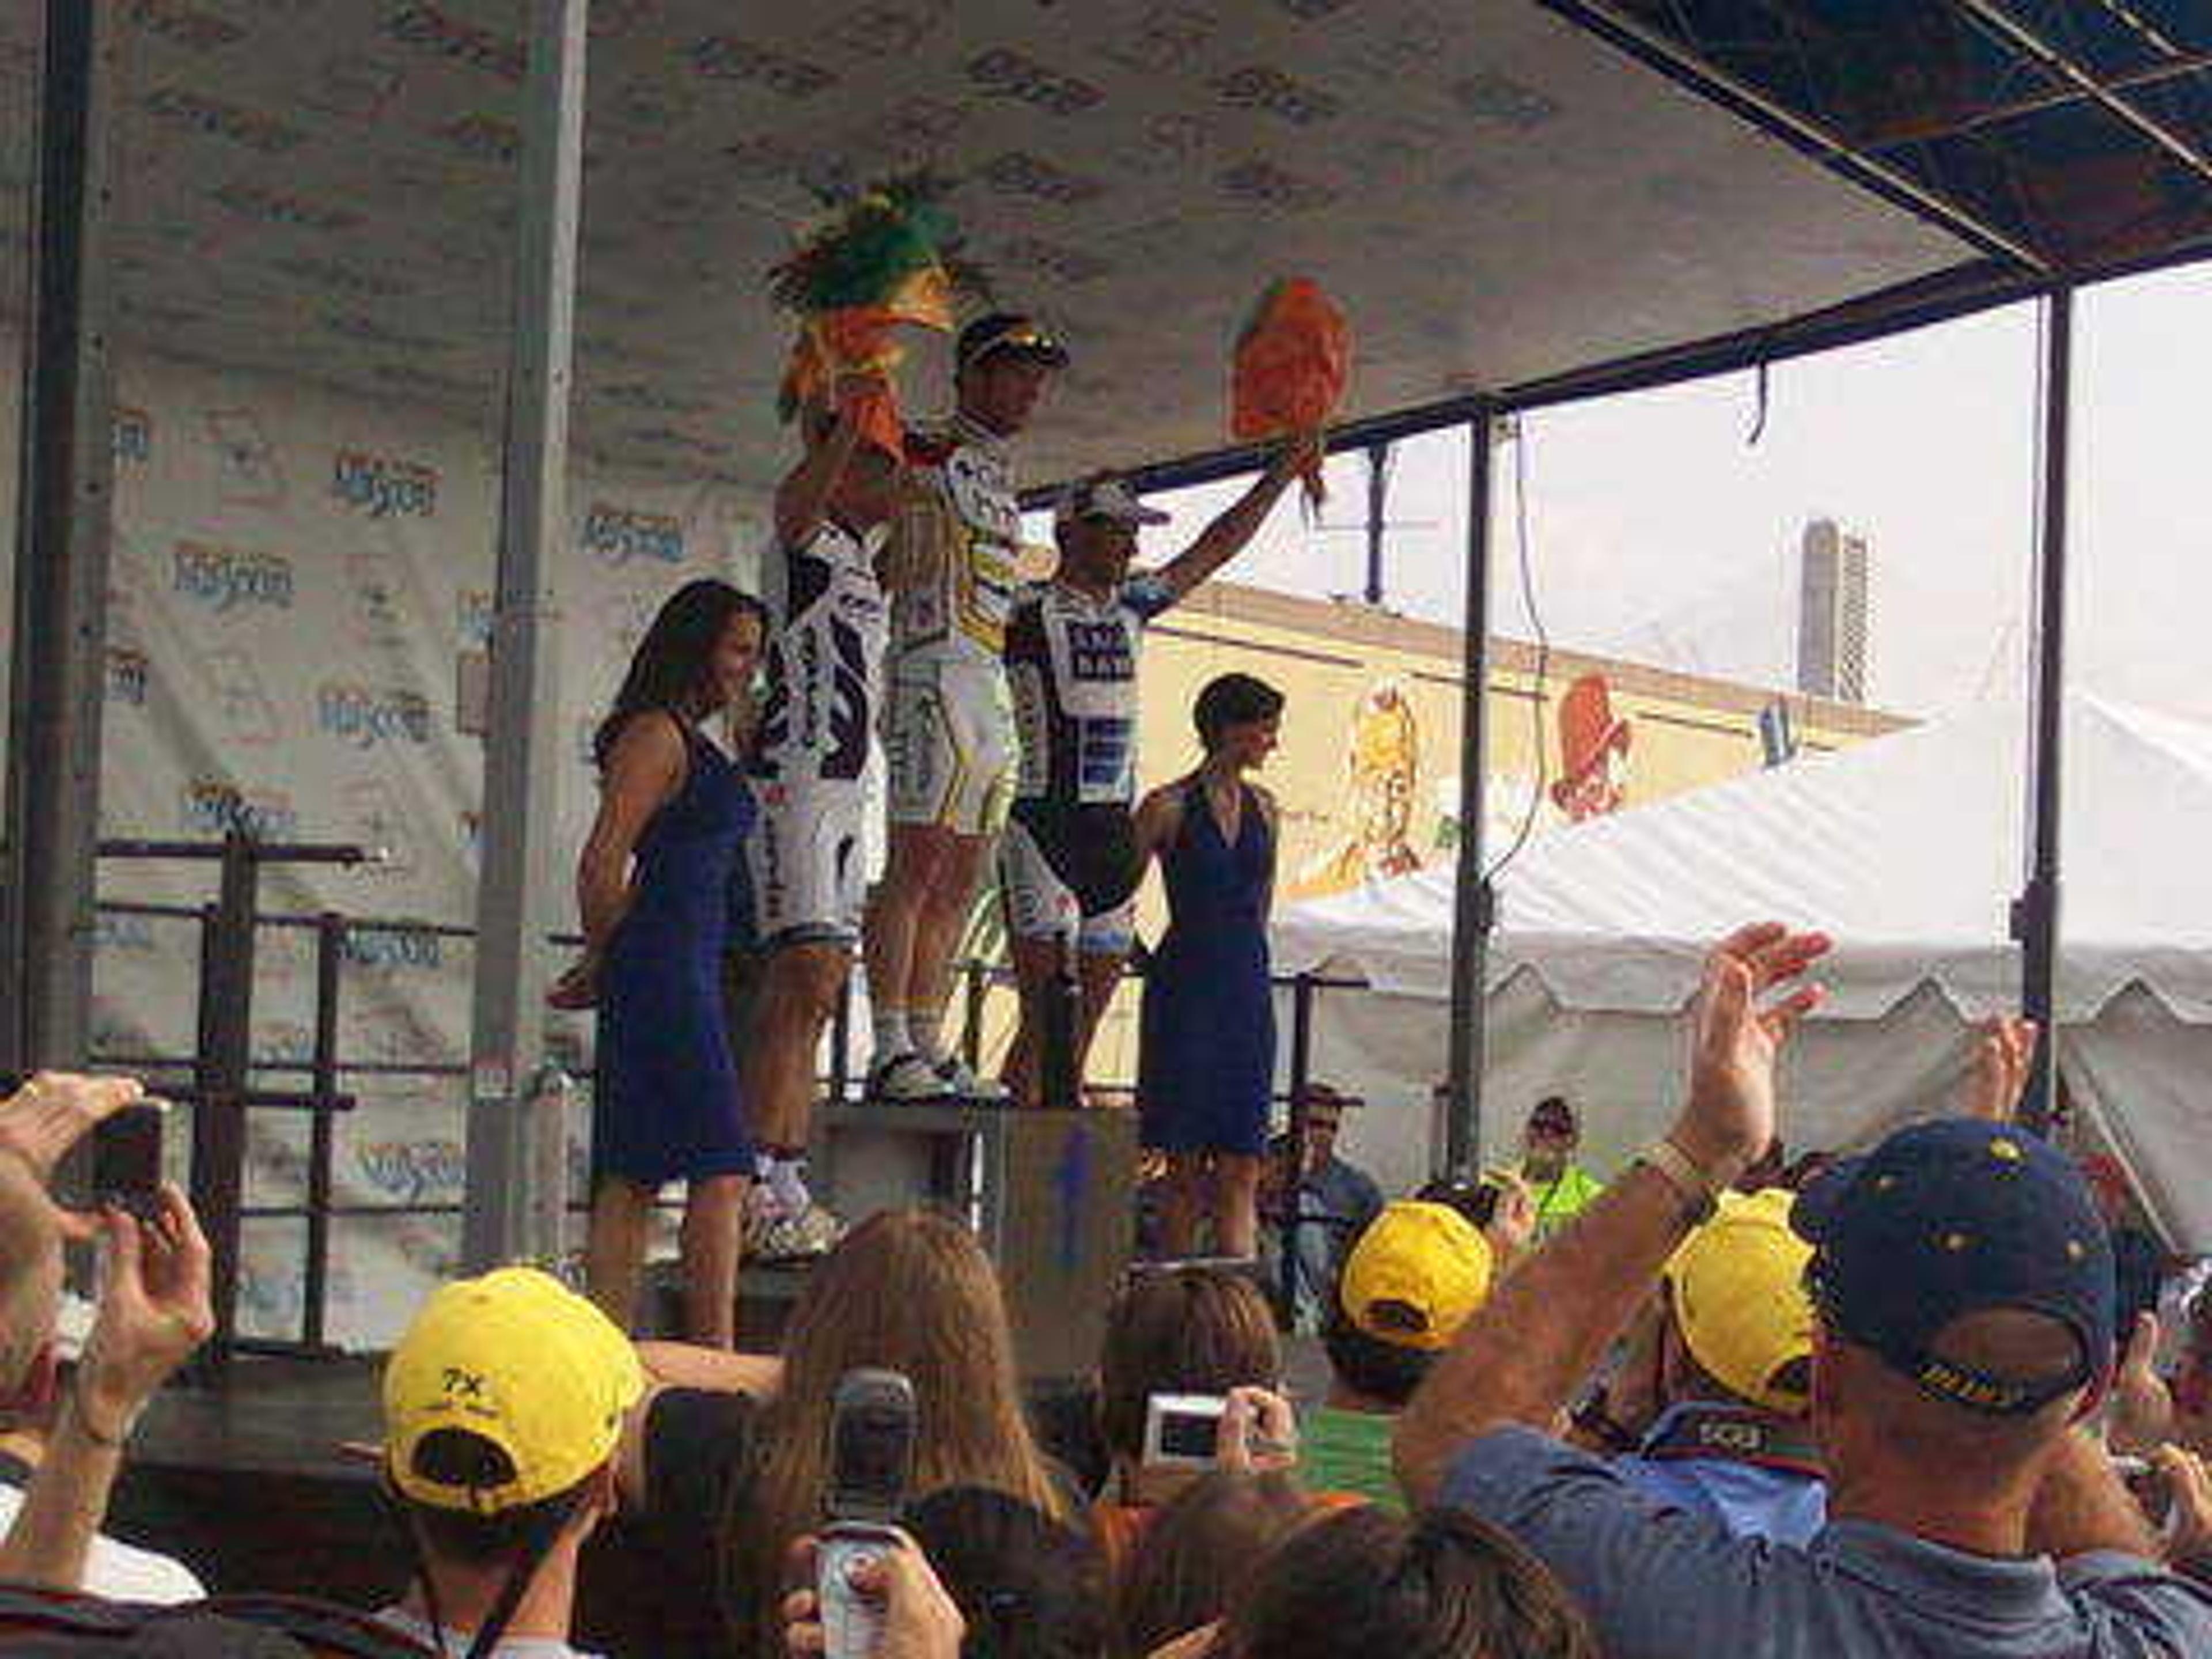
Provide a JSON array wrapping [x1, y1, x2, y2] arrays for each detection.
[[1138, 779, 1277, 1155], [593, 721, 756, 1185]]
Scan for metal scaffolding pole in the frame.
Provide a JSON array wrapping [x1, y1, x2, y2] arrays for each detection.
[[1442, 407, 1500, 1180], [2014, 288, 2074, 1137], [461, 0, 589, 1270], [2, 2, 124, 1077]]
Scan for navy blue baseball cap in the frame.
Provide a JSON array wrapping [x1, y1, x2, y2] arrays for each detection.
[[1792, 1119, 2115, 1416]]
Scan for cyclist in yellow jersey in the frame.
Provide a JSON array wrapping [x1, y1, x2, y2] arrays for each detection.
[[863, 313, 1068, 1101]]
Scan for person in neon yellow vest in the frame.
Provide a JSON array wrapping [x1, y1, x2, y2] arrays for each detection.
[[1520, 1095, 1604, 1237]]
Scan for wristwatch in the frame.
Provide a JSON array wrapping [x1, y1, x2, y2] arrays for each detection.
[[1637, 1139, 1722, 1224]]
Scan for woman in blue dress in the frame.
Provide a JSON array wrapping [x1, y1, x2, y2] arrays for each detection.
[[1135, 672, 1287, 1259], [563, 578, 767, 1346]]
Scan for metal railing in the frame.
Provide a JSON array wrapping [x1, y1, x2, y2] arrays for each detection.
[[69, 839, 1370, 1352]]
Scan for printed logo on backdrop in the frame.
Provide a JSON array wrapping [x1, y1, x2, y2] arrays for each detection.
[[582, 502, 685, 566], [105, 647, 150, 708], [385, 3, 525, 82], [358, 1137, 466, 1206], [174, 541, 294, 616], [687, 36, 838, 98], [134, 0, 244, 52], [180, 778, 299, 842], [209, 183, 363, 234], [965, 48, 1103, 116], [268, 255, 414, 301], [343, 777, 422, 877], [1452, 71, 1563, 131], [1097, 7, 1215, 75], [297, 53, 406, 121], [980, 152, 1107, 207], [597, 77, 693, 145], [437, 113, 519, 164], [93, 912, 160, 957], [112, 407, 153, 464], [340, 924, 446, 975], [1219, 159, 1337, 212], [255, 1021, 316, 1067], [349, 554, 414, 654], [203, 409, 287, 506], [600, 382, 711, 418], [202, 649, 285, 745], [828, 3, 952, 57], [998, 237, 1113, 286], [146, 87, 309, 154], [1342, 10, 1451, 85], [1108, 113, 1213, 177], [1213, 66, 1340, 126], [334, 450, 439, 519], [319, 683, 433, 750], [354, 995, 457, 1070]]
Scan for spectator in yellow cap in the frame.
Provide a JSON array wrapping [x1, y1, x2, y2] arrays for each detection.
[[378, 1267, 644, 1658], [1300, 1200, 1503, 1510], [1612, 1187, 1827, 1545]]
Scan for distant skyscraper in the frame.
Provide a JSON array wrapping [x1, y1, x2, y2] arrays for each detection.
[[1797, 518, 1870, 704]]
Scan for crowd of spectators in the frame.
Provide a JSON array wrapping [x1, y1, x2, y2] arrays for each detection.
[[5, 918, 2212, 1656]]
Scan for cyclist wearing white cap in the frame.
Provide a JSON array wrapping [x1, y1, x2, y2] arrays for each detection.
[[999, 440, 1313, 1106]]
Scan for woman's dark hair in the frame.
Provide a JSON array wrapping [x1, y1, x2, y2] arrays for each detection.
[[592, 578, 766, 767], [903, 1486, 1106, 1659], [1194, 673, 1285, 751], [1115, 1471, 1309, 1658], [1225, 1505, 1595, 1659], [1319, 1315, 1434, 1408], [1097, 1267, 1281, 1463]]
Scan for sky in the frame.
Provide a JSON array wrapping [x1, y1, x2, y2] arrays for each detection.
[[1147, 261, 2212, 730]]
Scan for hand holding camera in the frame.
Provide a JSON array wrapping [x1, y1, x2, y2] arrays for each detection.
[[1142, 1385, 1298, 1474]]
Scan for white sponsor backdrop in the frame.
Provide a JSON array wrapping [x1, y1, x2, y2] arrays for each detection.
[[1, 334, 767, 1350]]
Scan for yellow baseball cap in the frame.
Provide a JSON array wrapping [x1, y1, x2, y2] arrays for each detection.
[[382, 1267, 644, 1514], [1664, 1188, 1816, 1416], [1338, 1201, 1494, 1353]]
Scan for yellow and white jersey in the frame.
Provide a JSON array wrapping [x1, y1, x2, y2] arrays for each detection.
[[892, 419, 1023, 666]]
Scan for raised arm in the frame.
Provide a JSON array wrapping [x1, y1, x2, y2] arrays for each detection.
[[1152, 436, 1317, 605], [1395, 923, 1829, 1506], [774, 378, 874, 552], [577, 713, 687, 958]]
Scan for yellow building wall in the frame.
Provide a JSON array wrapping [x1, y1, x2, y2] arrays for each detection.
[[969, 579, 1906, 1091]]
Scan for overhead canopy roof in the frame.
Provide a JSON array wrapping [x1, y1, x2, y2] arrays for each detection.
[[1, 1, 2208, 488]]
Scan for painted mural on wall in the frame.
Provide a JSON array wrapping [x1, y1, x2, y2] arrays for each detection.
[[1550, 673, 1633, 823], [1289, 676, 1424, 900]]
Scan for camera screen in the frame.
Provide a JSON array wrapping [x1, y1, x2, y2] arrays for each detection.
[[1157, 1410, 1222, 1460]]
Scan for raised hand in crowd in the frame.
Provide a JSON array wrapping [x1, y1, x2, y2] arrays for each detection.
[[75, 1183, 215, 1445], [0, 1071, 148, 1221], [2112, 1312, 2178, 1457], [783, 1531, 966, 1659], [1214, 1386, 1298, 1476], [2157, 1444, 2212, 1578], [1396, 922, 1829, 1504], [1483, 1169, 1539, 1267], [1675, 921, 1831, 1179], [1959, 1014, 2037, 1122]]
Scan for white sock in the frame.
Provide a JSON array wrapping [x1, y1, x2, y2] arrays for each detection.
[[873, 1009, 911, 1063], [911, 1006, 946, 1063], [768, 1157, 812, 1217]]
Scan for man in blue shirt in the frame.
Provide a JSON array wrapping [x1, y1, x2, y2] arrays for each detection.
[[1617, 1185, 1828, 1546], [1395, 926, 2212, 1658]]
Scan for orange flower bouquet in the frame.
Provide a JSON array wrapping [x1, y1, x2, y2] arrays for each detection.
[[1232, 277, 1350, 506]]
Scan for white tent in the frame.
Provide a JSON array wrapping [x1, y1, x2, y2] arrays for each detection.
[[1272, 692, 2212, 1248]]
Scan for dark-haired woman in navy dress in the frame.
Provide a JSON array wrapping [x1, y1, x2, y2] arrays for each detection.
[[1135, 672, 1287, 1260], [560, 578, 768, 1347]]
